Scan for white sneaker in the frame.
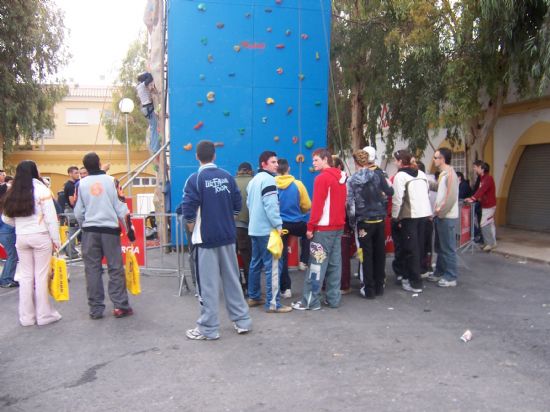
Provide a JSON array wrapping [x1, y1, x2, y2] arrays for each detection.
[[437, 278, 457, 287], [420, 271, 432, 279], [186, 327, 219, 340], [233, 323, 250, 334], [482, 244, 496, 252], [427, 273, 443, 283], [281, 289, 292, 298], [402, 279, 423, 293], [298, 262, 308, 271]]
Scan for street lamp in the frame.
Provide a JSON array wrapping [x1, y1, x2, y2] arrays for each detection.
[[119, 98, 134, 197]]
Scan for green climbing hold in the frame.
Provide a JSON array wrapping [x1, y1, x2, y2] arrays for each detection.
[[200, 37, 208, 46], [197, 3, 206, 11], [305, 140, 314, 149], [261, 117, 268, 124], [315, 101, 321, 106], [238, 128, 245, 135], [223, 111, 230, 117], [199, 74, 205, 80], [309, 167, 315, 173]]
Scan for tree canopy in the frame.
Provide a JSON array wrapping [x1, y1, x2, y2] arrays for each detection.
[[104, 34, 149, 147], [0, 0, 68, 153], [329, 0, 550, 162]]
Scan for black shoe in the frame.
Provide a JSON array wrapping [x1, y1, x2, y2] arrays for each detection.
[[0, 281, 19, 288], [375, 285, 385, 296], [361, 288, 375, 299], [89, 313, 104, 320]]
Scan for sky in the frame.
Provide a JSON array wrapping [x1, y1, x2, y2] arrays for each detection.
[[54, 0, 147, 86]]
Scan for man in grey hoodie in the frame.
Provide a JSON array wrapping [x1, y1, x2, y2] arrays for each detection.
[[427, 148, 459, 287]]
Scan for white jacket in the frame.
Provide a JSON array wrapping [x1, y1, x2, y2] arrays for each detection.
[[2, 179, 61, 247], [391, 169, 432, 219]]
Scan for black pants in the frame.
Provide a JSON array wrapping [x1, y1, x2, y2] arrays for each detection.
[[236, 227, 252, 289], [391, 219, 406, 278], [420, 218, 433, 273], [281, 221, 308, 291], [399, 218, 424, 288], [357, 220, 386, 293]]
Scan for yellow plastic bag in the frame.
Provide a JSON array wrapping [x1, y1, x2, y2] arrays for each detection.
[[267, 229, 288, 259], [125, 248, 141, 295], [49, 254, 70, 301], [59, 225, 69, 244]]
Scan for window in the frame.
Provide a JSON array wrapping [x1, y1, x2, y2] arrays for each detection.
[[451, 151, 466, 174], [66, 108, 101, 125], [132, 177, 157, 187]]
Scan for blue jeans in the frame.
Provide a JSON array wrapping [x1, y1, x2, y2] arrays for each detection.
[[300, 230, 343, 309], [434, 217, 458, 281], [248, 235, 282, 310], [0, 231, 18, 285]]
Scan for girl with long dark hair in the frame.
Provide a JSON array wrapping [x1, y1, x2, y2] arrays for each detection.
[[1, 160, 62, 326]]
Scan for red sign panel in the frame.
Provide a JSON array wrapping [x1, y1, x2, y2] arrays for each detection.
[[102, 217, 146, 266], [459, 204, 471, 247], [385, 218, 394, 253]]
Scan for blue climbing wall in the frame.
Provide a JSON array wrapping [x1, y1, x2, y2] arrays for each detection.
[[168, 0, 331, 210]]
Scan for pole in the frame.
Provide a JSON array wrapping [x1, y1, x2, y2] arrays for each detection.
[[125, 113, 132, 198]]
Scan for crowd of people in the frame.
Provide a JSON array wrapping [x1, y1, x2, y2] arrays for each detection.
[[0, 143, 497, 337]]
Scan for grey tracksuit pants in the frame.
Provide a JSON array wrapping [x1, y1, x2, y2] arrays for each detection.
[[81, 231, 130, 316], [194, 243, 252, 338]]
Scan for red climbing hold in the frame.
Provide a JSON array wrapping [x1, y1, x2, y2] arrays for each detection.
[[194, 121, 204, 130]]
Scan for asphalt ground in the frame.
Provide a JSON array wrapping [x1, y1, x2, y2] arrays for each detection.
[[1, 250, 549, 412]]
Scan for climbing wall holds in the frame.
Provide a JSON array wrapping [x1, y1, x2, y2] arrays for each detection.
[[233, 45, 241, 52], [261, 117, 268, 124], [214, 142, 224, 147], [315, 100, 322, 106], [275, 0, 283, 4], [265, 97, 275, 105], [223, 111, 230, 117], [275, 44, 285, 49], [305, 140, 314, 149], [309, 166, 315, 173], [273, 136, 280, 142], [216, 22, 225, 29], [296, 154, 305, 163], [285, 29, 292, 36], [207, 54, 214, 63], [193, 121, 204, 130], [184, 143, 193, 151], [200, 37, 208, 46], [244, 12, 252, 18], [292, 136, 298, 144], [206, 91, 215, 102], [276, 67, 284, 75], [199, 74, 205, 80], [196, 101, 204, 107], [197, 3, 206, 12], [266, 27, 272, 33], [315, 51, 320, 60], [301, 33, 309, 40], [265, 8, 273, 13], [228, 72, 236, 77], [298, 73, 305, 81], [287, 106, 293, 115], [238, 128, 245, 135]]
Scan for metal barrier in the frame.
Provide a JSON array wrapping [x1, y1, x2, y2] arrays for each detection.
[[57, 212, 192, 295], [457, 201, 477, 254]]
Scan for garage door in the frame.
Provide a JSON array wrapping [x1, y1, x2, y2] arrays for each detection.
[[507, 143, 550, 232]]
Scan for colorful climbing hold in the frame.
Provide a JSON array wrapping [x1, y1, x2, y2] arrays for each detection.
[[206, 91, 215, 102], [275, 44, 285, 49], [244, 12, 252, 18], [298, 73, 305, 81], [265, 97, 275, 105], [196, 101, 204, 107], [309, 166, 315, 173], [214, 142, 224, 147], [216, 22, 224, 29], [261, 117, 268, 124], [197, 3, 206, 11], [275, 0, 283, 4], [315, 51, 320, 60], [315, 101, 321, 106], [184, 143, 193, 151], [223, 111, 230, 117], [266, 27, 272, 33], [233, 45, 241, 52], [199, 74, 205, 80], [287, 106, 293, 115], [276, 67, 284, 75], [238, 128, 245, 135], [285, 29, 291, 36], [265, 8, 272, 13], [273, 136, 280, 142], [296, 154, 305, 163], [228, 72, 236, 77], [193, 121, 204, 130], [292, 136, 298, 144], [301, 33, 309, 40], [200, 37, 208, 46], [207, 54, 214, 63], [305, 140, 314, 149]]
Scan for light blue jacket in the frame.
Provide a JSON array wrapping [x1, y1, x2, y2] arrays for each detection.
[[246, 170, 282, 236]]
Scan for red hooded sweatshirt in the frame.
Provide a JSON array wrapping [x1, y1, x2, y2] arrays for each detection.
[[471, 173, 496, 208], [307, 167, 347, 232]]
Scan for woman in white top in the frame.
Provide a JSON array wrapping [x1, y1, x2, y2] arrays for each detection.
[[2, 161, 62, 326]]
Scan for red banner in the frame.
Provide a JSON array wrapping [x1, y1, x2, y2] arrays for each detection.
[[459, 203, 471, 247], [385, 218, 394, 253], [102, 217, 146, 266]]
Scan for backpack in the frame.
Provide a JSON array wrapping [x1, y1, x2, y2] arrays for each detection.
[[355, 173, 384, 220]]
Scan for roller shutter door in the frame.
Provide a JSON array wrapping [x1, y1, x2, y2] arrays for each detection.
[[506, 144, 550, 232]]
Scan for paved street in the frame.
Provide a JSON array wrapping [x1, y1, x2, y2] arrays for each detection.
[[1, 250, 549, 411]]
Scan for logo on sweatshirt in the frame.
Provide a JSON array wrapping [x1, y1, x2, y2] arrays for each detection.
[[90, 182, 103, 196], [205, 178, 230, 194]]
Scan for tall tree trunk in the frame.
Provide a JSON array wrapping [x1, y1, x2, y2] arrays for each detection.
[[350, 81, 366, 150], [465, 87, 505, 181]]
